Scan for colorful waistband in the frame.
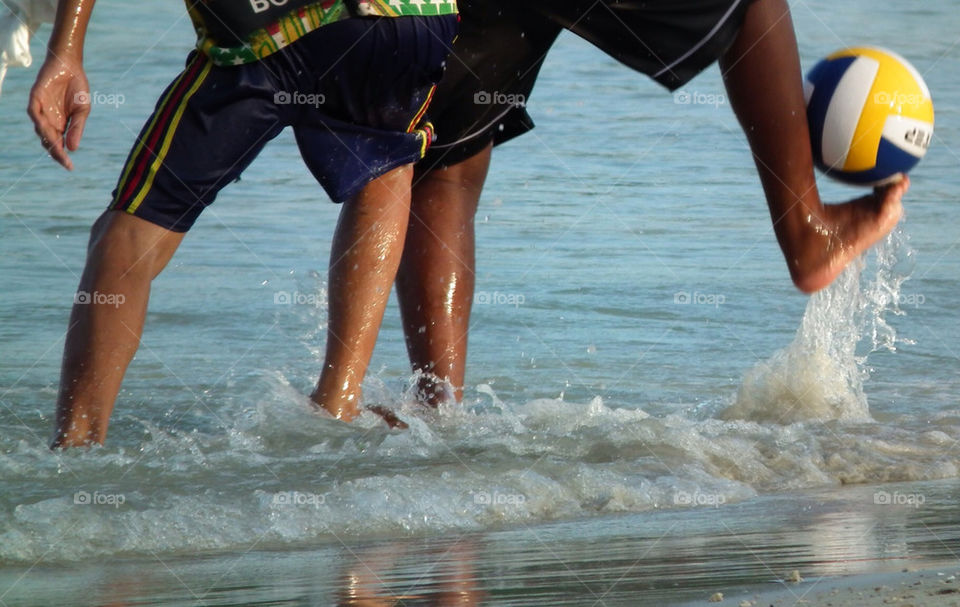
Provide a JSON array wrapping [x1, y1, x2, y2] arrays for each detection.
[[190, 0, 458, 67]]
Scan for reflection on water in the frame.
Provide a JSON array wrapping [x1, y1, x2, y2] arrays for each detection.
[[337, 540, 486, 606], [1, 480, 958, 606]]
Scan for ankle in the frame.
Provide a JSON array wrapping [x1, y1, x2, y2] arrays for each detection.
[[415, 374, 458, 407], [310, 386, 362, 422], [781, 215, 838, 294]]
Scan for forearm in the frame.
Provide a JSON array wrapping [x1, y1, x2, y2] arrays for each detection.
[[46, 0, 96, 62]]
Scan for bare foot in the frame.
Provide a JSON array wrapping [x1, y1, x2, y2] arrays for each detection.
[[366, 405, 409, 430], [311, 393, 358, 422], [415, 373, 458, 409], [310, 395, 408, 429], [787, 176, 908, 293]]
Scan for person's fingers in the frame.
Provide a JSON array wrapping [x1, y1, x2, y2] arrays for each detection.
[[41, 130, 73, 170], [27, 95, 56, 147], [65, 106, 89, 152], [34, 118, 69, 168], [42, 127, 73, 171], [26, 94, 42, 126], [29, 103, 74, 170], [56, 146, 74, 171]]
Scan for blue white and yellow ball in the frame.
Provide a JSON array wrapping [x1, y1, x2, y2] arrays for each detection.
[[804, 47, 934, 186]]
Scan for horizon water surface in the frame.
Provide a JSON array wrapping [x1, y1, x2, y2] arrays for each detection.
[[1, 0, 959, 597]]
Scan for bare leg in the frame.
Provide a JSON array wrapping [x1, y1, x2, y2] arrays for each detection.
[[52, 211, 185, 448], [311, 165, 414, 424], [397, 145, 492, 406], [720, 0, 907, 293]]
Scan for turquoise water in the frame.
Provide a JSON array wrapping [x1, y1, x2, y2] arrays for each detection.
[[1, 0, 959, 572]]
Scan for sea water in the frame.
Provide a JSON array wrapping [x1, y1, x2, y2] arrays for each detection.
[[0, 0, 958, 566]]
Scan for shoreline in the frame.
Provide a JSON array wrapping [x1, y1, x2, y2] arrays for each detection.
[[2, 479, 959, 605], [694, 566, 960, 606]]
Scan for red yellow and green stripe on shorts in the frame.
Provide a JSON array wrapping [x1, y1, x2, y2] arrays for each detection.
[[112, 54, 212, 216], [190, 0, 458, 67]]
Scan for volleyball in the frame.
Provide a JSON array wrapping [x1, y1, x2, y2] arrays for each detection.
[[804, 47, 934, 186]]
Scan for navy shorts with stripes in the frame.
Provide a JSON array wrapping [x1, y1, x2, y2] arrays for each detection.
[[111, 14, 458, 232]]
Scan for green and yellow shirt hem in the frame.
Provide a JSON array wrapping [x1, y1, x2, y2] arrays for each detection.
[[188, 0, 458, 67]]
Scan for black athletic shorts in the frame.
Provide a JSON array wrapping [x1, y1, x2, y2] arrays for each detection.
[[110, 14, 458, 232], [420, 0, 754, 169]]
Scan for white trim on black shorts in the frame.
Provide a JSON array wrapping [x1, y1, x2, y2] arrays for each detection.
[[653, 0, 745, 79]]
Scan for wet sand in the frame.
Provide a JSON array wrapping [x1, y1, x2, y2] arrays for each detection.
[[715, 567, 960, 606], [1, 478, 959, 605]]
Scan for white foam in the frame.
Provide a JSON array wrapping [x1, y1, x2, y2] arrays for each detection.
[[723, 229, 913, 424], [1, 382, 958, 564]]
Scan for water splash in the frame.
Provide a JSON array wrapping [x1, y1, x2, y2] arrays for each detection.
[[5, 370, 960, 564], [723, 227, 914, 424]]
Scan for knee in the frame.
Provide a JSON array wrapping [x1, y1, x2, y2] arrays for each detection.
[[85, 210, 181, 280], [87, 210, 116, 251]]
